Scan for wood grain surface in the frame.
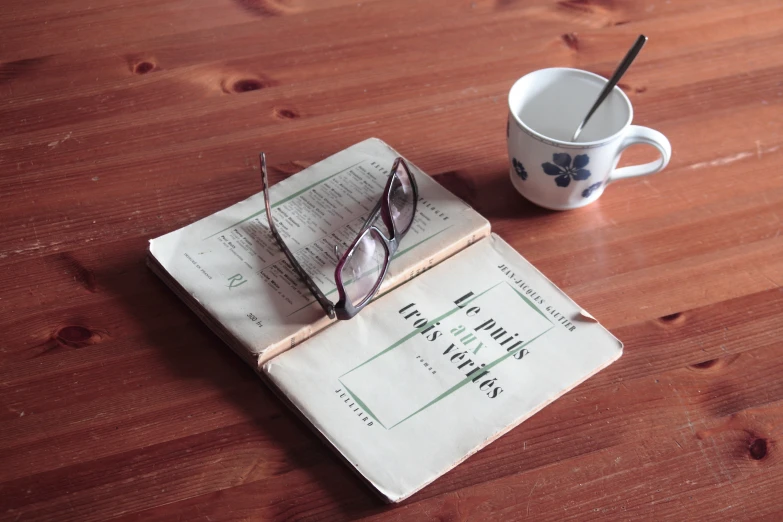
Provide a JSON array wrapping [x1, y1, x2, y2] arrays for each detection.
[[2, 0, 782, 520]]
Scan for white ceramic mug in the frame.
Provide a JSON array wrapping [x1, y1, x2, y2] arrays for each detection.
[[507, 68, 671, 210]]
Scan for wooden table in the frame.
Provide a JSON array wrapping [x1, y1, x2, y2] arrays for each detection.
[[2, 0, 782, 520]]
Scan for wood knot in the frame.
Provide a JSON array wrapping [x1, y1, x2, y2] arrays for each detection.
[[617, 82, 646, 94], [660, 312, 683, 323], [688, 354, 739, 372], [617, 82, 647, 94], [274, 107, 299, 120], [691, 358, 718, 370], [54, 325, 108, 348], [125, 55, 159, 75], [234, 0, 300, 16], [134, 61, 156, 74], [561, 32, 579, 51], [233, 79, 264, 92], [221, 75, 275, 94], [749, 438, 768, 460]]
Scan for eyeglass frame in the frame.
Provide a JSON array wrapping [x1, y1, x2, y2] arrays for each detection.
[[260, 153, 419, 320]]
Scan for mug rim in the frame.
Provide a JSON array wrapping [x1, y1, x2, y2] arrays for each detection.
[[508, 67, 634, 148]]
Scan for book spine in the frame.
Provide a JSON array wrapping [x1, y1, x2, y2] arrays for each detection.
[[253, 220, 493, 368]]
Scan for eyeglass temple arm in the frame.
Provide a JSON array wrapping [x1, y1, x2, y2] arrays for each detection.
[[260, 153, 336, 319], [358, 157, 406, 232]]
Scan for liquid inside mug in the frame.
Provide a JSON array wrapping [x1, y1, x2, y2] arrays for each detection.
[[507, 68, 671, 210]]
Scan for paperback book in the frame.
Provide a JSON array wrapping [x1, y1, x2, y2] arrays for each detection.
[[148, 138, 622, 502]]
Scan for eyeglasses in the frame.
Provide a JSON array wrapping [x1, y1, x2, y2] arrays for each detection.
[[260, 153, 419, 320]]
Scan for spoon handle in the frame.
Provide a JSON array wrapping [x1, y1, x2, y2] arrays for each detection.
[[572, 34, 648, 142]]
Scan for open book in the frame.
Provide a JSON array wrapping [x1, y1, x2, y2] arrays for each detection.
[[148, 138, 622, 502]]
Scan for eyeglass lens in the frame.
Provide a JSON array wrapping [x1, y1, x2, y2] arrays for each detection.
[[389, 163, 416, 235], [340, 228, 387, 307]]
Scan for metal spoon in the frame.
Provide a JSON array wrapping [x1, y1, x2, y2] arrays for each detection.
[[571, 34, 648, 142]]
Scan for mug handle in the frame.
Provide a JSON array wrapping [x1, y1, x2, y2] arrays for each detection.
[[609, 125, 672, 182]]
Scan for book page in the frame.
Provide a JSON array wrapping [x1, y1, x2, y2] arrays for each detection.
[[149, 139, 490, 366], [262, 234, 623, 502]]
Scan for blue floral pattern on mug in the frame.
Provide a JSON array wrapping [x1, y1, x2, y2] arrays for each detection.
[[582, 181, 603, 198], [512, 158, 527, 180], [542, 153, 591, 187]]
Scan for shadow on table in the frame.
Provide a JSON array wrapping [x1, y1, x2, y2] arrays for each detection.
[[432, 165, 556, 221], [99, 248, 391, 519]]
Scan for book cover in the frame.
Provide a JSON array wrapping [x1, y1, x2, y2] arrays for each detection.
[[262, 234, 623, 502]]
